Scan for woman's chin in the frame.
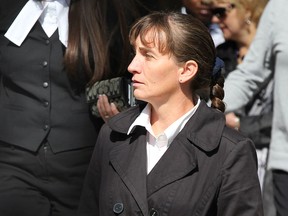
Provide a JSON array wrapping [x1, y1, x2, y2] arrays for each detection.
[[133, 92, 146, 102]]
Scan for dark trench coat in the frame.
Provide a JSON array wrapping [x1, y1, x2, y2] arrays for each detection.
[[78, 101, 263, 216]]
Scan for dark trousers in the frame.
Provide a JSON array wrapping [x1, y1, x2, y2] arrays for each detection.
[[0, 141, 93, 216], [273, 169, 288, 216]]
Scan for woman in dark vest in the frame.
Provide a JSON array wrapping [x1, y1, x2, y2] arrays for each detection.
[[0, 0, 148, 215]]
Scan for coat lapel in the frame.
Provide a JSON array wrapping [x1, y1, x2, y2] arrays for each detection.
[[109, 126, 149, 215], [146, 101, 225, 196], [146, 135, 198, 196]]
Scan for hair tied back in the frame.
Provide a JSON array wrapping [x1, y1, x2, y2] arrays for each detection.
[[212, 57, 225, 80]]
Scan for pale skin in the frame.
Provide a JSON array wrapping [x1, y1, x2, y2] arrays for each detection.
[[97, 31, 199, 127], [97, 94, 119, 122], [127, 32, 198, 135], [225, 112, 240, 130]]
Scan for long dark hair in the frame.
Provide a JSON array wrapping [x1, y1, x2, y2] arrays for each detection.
[[64, 0, 147, 86]]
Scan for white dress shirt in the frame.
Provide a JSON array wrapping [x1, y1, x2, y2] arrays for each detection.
[[5, 0, 70, 47], [128, 98, 201, 174]]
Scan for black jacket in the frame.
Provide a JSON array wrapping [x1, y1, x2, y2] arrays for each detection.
[[78, 101, 263, 216]]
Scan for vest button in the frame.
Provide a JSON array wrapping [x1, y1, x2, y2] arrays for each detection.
[[45, 40, 50, 45], [113, 203, 124, 214]]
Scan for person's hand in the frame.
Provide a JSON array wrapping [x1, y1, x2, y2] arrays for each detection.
[[97, 94, 120, 122], [225, 112, 240, 130]]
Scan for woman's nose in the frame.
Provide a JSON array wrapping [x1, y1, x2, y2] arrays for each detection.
[[127, 57, 140, 74], [211, 15, 220, 24]]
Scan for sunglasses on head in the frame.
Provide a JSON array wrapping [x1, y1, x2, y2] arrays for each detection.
[[211, 4, 235, 19]]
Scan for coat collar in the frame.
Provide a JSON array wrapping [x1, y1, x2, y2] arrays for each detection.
[[108, 100, 225, 152]]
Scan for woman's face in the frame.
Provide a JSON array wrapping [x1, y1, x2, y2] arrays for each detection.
[[128, 32, 183, 105], [211, 2, 247, 41]]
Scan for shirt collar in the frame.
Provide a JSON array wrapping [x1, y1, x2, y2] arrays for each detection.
[[127, 103, 151, 135], [4, 0, 70, 47], [128, 97, 201, 147]]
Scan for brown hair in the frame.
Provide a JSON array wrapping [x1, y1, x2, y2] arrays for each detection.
[[129, 11, 225, 112], [64, 0, 146, 86]]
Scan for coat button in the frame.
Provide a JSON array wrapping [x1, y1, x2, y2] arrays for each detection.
[[44, 101, 49, 107], [43, 82, 49, 88], [43, 124, 49, 131], [42, 61, 48, 67], [113, 203, 124, 214], [150, 208, 159, 216]]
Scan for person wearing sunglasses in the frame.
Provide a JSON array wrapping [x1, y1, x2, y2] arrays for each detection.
[[211, 0, 268, 67], [211, 3, 235, 19]]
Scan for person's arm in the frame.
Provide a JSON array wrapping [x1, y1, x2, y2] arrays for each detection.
[[217, 138, 264, 215], [224, 0, 274, 112]]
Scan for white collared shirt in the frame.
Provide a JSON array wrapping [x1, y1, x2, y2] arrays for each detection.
[[5, 0, 70, 47], [128, 98, 201, 174]]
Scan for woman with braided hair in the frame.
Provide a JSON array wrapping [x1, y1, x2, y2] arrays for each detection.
[[78, 11, 263, 216]]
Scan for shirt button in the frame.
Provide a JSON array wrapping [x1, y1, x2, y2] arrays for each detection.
[[43, 82, 49, 88], [113, 203, 124, 214], [42, 61, 48, 67], [150, 208, 159, 216]]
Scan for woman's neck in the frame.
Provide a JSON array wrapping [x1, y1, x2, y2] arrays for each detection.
[[150, 96, 195, 136]]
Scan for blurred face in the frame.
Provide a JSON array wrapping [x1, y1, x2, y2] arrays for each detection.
[[211, 2, 247, 41], [182, 0, 213, 25], [128, 32, 183, 105]]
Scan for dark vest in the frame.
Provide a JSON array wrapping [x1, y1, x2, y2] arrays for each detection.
[[0, 2, 100, 152]]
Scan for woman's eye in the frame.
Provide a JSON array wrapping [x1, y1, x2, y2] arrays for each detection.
[[144, 52, 154, 59]]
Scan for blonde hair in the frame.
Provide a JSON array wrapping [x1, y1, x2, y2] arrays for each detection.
[[213, 0, 268, 26]]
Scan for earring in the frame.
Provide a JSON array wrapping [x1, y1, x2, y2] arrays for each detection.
[[245, 17, 251, 25], [179, 79, 183, 83]]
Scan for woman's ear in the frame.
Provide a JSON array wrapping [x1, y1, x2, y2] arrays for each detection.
[[244, 11, 252, 25], [178, 60, 198, 83]]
